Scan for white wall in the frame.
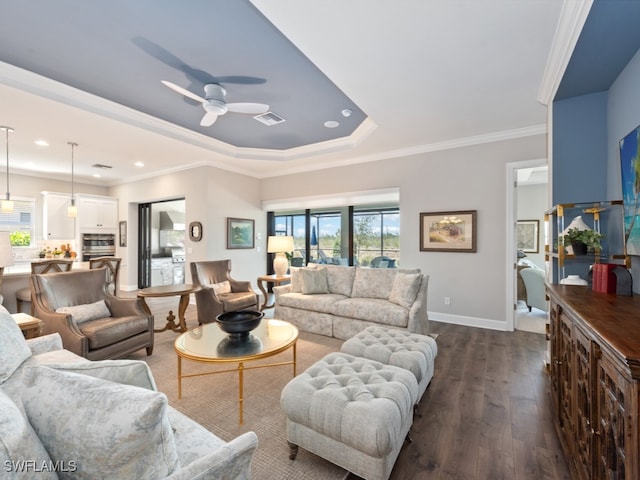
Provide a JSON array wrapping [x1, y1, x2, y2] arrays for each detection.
[[517, 183, 547, 268], [261, 134, 547, 329]]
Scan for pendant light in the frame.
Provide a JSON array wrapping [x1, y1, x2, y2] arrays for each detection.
[[0, 126, 14, 213], [67, 142, 78, 218]]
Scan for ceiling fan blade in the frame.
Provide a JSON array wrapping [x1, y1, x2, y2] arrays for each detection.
[[161, 80, 206, 103], [200, 111, 218, 126], [226, 103, 270, 115]]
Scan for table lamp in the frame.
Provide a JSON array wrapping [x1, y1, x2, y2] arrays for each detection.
[[267, 235, 294, 277]]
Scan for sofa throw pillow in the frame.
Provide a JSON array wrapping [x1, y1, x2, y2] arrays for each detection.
[[0, 390, 58, 480], [55, 299, 111, 324], [289, 264, 318, 293], [42, 359, 157, 391], [0, 310, 32, 384], [21, 366, 180, 480], [388, 272, 422, 309], [300, 267, 329, 295], [209, 280, 232, 296]]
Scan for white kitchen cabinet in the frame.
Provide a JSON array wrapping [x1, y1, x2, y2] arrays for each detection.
[[42, 192, 76, 240], [77, 195, 118, 230]]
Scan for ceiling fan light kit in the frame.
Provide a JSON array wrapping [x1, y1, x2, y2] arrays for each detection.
[[162, 80, 269, 127]]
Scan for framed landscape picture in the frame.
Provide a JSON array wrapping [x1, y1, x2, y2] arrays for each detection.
[[516, 219, 539, 253], [420, 210, 477, 252], [227, 217, 254, 249]]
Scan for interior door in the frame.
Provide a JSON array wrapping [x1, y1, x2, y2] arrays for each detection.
[[138, 203, 152, 288]]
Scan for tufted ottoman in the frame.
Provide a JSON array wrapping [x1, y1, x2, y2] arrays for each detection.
[[280, 352, 418, 480], [340, 326, 438, 402]]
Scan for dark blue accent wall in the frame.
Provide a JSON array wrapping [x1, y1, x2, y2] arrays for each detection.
[[552, 91, 609, 204]]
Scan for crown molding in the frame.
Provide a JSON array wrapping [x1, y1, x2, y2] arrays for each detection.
[[537, 0, 594, 106]]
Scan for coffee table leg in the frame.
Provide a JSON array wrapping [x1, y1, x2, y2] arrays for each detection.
[[238, 362, 244, 425], [293, 342, 297, 377], [177, 356, 182, 399]]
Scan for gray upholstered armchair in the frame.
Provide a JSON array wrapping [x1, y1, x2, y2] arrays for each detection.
[[190, 260, 259, 324], [31, 268, 154, 360]]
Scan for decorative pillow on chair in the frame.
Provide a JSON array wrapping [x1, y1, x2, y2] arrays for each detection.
[[209, 280, 232, 296], [55, 300, 111, 324], [0, 311, 32, 384], [300, 267, 329, 295], [21, 366, 180, 480], [388, 272, 422, 309]]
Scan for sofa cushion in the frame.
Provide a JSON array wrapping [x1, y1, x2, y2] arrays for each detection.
[[55, 299, 111, 324], [277, 292, 347, 314], [21, 365, 180, 480], [300, 267, 329, 294], [0, 389, 58, 480], [388, 272, 422, 309], [289, 264, 319, 293], [351, 268, 398, 299], [324, 264, 355, 297], [333, 298, 409, 327], [0, 311, 32, 385]]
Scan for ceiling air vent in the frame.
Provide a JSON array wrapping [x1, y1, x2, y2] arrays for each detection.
[[253, 111, 286, 126], [92, 163, 113, 169]]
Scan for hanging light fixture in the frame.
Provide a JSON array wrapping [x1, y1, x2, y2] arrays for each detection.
[[67, 142, 78, 218], [0, 126, 14, 213]]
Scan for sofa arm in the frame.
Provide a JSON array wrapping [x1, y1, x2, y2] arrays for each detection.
[[407, 274, 429, 335], [105, 295, 149, 317], [32, 306, 88, 357], [273, 284, 291, 301], [27, 333, 63, 356], [164, 432, 258, 480]]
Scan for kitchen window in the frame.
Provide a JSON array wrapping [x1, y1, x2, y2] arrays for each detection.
[[0, 197, 35, 247]]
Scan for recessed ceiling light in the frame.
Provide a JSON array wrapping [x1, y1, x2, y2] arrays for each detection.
[[324, 120, 339, 128], [34, 140, 49, 146], [92, 173, 101, 178], [134, 161, 144, 167], [341, 109, 352, 118]]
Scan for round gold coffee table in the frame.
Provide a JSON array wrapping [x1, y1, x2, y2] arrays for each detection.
[[174, 319, 299, 424]]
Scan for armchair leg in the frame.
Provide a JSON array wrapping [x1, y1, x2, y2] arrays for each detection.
[[146, 346, 154, 356]]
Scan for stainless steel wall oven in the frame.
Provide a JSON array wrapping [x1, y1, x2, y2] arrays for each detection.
[[81, 233, 116, 261]]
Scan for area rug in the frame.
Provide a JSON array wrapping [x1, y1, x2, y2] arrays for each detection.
[[126, 324, 349, 480]]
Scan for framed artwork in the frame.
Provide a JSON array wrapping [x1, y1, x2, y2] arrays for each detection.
[[226, 217, 255, 249], [189, 221, 203, 242], [119, 221, 127, 247], [420, 210, 477, 252], [516, 220, 539, 253], [620, 125, 640, 255]]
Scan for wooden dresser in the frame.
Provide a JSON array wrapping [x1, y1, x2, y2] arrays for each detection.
[[547, 284, 640, 480]]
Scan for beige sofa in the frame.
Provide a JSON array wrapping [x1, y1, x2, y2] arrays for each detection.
[[0, 305, 258, 480], [273, 264, 429, 340]]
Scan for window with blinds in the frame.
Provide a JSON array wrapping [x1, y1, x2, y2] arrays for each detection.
[[0, 197, 35, 247]]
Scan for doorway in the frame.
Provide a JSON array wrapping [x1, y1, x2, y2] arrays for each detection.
[[138, 198, 186, 288], [506, 160, 548, 333]]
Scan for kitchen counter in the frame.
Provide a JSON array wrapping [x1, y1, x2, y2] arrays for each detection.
[[4, 260, 88, 277]]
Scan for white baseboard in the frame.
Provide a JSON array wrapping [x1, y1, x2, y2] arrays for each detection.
[[428, 311, 510, 331]]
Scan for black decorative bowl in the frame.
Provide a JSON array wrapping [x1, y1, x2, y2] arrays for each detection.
[[215, 310, 264, 340]]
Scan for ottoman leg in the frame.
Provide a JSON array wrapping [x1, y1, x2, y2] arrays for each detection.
[[287, 441, 299, 460]]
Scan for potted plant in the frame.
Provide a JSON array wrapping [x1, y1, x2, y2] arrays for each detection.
[[563, 227, 604, 255]]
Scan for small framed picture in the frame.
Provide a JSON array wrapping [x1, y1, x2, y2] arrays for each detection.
[[119, 221, 127, 247], [227, 217, 255, 249], [516, 219, 539, 253], [420, 210, 477, 252]]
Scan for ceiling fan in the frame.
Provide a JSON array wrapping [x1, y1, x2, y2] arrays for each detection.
[[161, 80, 269, 126]]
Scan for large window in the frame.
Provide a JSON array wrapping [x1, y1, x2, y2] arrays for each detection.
[[272, 205, 399, 267], [0, 197, 35, 247]]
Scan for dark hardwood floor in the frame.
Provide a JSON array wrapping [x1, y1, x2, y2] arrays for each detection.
[[349, 321, 570, 480]]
